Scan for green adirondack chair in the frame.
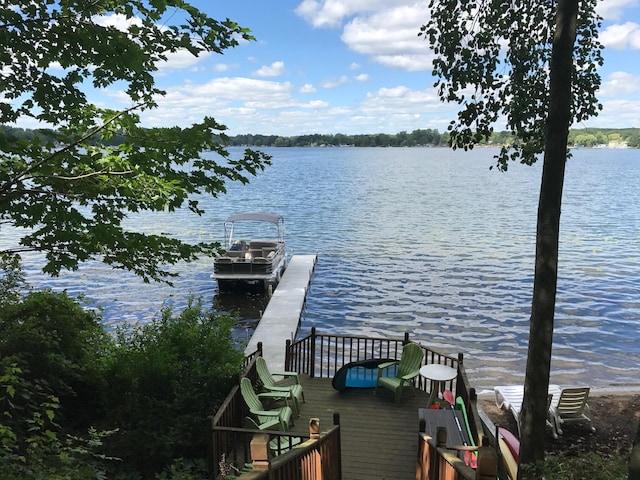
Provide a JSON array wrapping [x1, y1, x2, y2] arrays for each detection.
[[374, 342, 424, 405], [240, 377, 293, 431], [255, 357, 305, 416]]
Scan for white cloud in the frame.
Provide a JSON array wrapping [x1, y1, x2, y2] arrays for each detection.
[[188, 77, 292, 102], [361, 85, 449, 118], [374, 54, 433, 71], [340, 5, 433, 71], [349, 62, 361, 70], [294, 0, 411, 28], [597, 0, 640, 21], [354, 73, 370, 81], [321, 75, 349, 88], [214, 63, 235, 72], [584, 99, 640, 127], [157, 50, 212, 73], [92, 13, 142, 30], [598, 71, 640, 97], [300, 83, 317, 93], [253, 61, 286, 77], [600, 22, 640, 49]]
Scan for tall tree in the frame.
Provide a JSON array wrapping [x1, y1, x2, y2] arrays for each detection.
[[421, 0, 602, 476], [0, 1, 270, 283]]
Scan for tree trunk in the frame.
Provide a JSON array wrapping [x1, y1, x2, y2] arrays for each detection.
[[517, 1, 578, 478]]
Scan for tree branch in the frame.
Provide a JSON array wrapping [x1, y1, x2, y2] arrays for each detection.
[[0, 102, 148, 195]]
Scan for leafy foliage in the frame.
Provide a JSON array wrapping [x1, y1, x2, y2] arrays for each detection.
[[0, 1, 271, 282], [1, 285, 244, 479], [420, 0, 603, 170], [0, 289, 111, 430], [0, 361, 118, 480], [100, 297, 244, 478]]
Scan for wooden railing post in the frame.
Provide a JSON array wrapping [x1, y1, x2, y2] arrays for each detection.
[[250, 433, 271, 471], [475, 438, 498, 480], [309, 418, 320, 439], [285, 339, 291, 370], [310, 326, 316, 378]]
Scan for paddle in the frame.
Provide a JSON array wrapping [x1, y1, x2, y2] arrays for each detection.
[[443, 390, 467, 445], [451, 393, 478, 469]]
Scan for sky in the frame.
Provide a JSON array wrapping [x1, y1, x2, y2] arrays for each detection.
[[43, 1, 640, 135]]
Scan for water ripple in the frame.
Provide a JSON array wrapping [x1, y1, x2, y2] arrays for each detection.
[[7, 147, 640, 392]]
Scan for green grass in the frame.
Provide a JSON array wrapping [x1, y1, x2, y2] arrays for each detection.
[[542, 452, 629, 480]]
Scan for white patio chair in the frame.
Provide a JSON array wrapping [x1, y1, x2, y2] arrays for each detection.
[[547, 386, 596, 438]]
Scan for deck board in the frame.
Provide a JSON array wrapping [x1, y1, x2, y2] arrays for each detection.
[[273, 375, 434, 480]]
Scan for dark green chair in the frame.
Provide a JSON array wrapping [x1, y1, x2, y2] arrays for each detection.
[[256, 356, 305, 416], [374, 343, 424, 405], [240, 377, 293, 431]]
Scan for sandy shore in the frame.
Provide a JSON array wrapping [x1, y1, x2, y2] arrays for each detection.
[[477, 391, 640, 455]]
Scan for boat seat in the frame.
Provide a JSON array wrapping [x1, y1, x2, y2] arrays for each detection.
[[225, 250, 244, 258], [250, 240, 278, 249], [216, 257, 233, 263]]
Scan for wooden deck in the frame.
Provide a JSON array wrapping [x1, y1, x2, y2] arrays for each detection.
[[280, 374, 432, 480]]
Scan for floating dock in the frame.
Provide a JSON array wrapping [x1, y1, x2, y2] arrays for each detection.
[[244, 254, 317, 371]]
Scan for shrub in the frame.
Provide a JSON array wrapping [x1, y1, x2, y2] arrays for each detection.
[[0, 289, 112, 431], [0, 361, 117, 479], [100, 297, 244, 478]]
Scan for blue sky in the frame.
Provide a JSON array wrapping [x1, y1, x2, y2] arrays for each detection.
[[57, 1, 640, 135]]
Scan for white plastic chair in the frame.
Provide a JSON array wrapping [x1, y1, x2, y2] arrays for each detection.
[[547, 387, 596, 438]]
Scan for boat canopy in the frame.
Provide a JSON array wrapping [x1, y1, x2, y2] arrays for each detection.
[[225, 212, 283, 224]]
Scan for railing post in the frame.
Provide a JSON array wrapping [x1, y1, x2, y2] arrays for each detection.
[[258, 341, 263, 356], [476, 438, 498, 480], [250, 433, 271, 471], [310, 326, 316, 378], [436, 427, 447, 448], [404, 332, 410, 345], [285, 339, 291, 370], [310, 418, 320, 439]]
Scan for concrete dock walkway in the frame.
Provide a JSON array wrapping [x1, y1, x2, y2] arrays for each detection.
[[244, 254, 317, 371]]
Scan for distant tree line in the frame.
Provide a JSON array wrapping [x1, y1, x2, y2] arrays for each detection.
[[3, 125, 640, 148], [223, 129, 446, 147]]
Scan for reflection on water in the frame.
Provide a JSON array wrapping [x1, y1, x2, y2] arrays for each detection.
[[6, 147, 640, 393], [214, 290, 269, 343]]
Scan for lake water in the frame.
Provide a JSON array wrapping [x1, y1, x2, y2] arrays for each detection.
[[7, 147, 640, 394]]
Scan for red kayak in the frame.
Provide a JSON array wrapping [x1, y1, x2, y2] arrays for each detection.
[[498, 426, 520, 462]]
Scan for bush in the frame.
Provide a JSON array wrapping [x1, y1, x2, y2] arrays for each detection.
[[0, 289, 112, 431], [100, 297, 244, 478], [0, 361, 117, 479]]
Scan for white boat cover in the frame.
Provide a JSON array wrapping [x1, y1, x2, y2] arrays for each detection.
[[225, 212, 283, 224]]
